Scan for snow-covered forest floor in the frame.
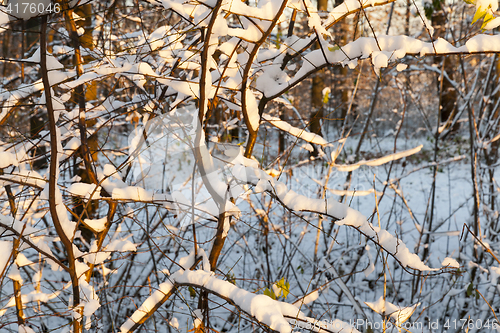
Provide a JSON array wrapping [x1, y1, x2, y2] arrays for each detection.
[[96, 125, 493, 333]]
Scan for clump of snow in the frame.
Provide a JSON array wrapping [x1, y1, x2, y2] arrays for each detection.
[[75, 261, 90, 278], [18, 325, 36, 333], [0, 150, 19, 168], [365, 296, 420, 325], [169, 317, 179, 329], [121, 269, 360, 333], [372, 51, 390, 76], [476, 0, 498, 12], [329, 188, 382, 197], [103, 164, 122, 178], [83, 217, 107, 233], [15, 253, 34, 267], [466, 35, 500, 52], [292, 290, 318, 306], [179, 248, 198, 270], [179, 247, 211, 271], [120, 279, 174, 332], [490, 266, 500, 284], [262, 114, 328, 146], [333, 145, 423, 172], [112, 186, 154, 201], [0, 241, 14, 275], [396, 63, 408, 71], [8, 264, 23, 284], [256, 65, 290, 92], [192, 309, 203, 328], [79, 278, 101, 329], [67, 183, 102, 200], [245, 90, 260, 132], [441, 257, 460, 268]]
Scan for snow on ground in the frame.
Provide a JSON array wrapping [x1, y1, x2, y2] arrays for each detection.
[[0, 111, 489, 332], [115, 122, 482, 332]]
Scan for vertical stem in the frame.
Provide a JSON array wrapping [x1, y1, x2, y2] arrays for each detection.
[[21, 21, 25, 83], [2, 22, 11, 77], [5, 186, 24, 324], [12, 236, 25, 327], [459, 57, 481, 250], [279, 105, 285, 154], [196, 2, 225, 330], [62, 0, 98, 185], [242, 0, 290, 158], [208, 211, 228, 269], [421, 58, 445, 262], [40, 14, 81, 333]]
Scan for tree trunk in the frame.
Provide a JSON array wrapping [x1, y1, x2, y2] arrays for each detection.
[[309, 0, 328, 156], [25, 18, 48, 170], [432, 1, 458, 129], [65, 2, 99, 242]]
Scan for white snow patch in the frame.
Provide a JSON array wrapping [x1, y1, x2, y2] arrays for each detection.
[[263, 114, 328, 146], [396, 63, 408, 71], [365, 296, 420, 325], [83, 217, 108, 233], [333, 145, 423, 171], [292, 290, 318, 306], [18, 325, 36, 333], [15, 253, 34, 267], [67, 183, 101, 200]]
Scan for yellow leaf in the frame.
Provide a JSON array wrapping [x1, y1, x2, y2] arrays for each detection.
[[472, 6, 486, 24], [264, 287, 276, 299], [276, 277, 290, 299], [482, 11, 495, 29], [484, 11, 495, 22]]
